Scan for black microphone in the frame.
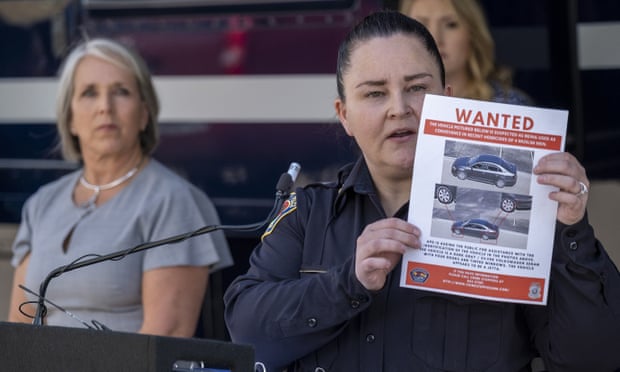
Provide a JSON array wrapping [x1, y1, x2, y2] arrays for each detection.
[[31, 162, 301, 327], [275, 162, 301, 198]]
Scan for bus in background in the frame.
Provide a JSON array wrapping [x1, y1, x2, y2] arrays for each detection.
[[1, 0, 619, 337]]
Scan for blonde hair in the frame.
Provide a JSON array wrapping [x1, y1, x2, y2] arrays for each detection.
[[400, 0, 513, 101], [56, 38, 160, 162]]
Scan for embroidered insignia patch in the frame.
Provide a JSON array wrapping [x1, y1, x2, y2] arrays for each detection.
[[409, 268, 429, 283], [528, 282, 542, 299], [261, 193, 297, 240]]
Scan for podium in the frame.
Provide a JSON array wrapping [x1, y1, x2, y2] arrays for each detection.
[[0, 322, 254, 372]]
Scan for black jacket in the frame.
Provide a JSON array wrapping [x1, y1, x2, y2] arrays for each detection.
[[224, 158, 620, 372]]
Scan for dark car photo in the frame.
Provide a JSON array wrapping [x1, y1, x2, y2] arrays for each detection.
[[434, 184, 457, 204], [451, 218, 500, 240], [451, 154, 517, 188], [500, 193, 533, 213]]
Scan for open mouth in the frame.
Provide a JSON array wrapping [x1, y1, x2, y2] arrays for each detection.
[[389, 129, 415, 138]]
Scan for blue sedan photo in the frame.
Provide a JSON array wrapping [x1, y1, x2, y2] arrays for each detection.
[[451, 154, 517, 188], [451, 218, 500, 240]]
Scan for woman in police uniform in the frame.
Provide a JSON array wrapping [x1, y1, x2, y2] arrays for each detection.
[[224, 11, 620, 372]]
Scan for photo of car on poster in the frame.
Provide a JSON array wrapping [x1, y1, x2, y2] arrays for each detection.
[[430, 140, 534, 249]]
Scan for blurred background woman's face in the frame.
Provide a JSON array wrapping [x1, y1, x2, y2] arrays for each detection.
[[406, 0, 471, 84]]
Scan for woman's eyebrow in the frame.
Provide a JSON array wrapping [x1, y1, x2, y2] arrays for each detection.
[[355, 79, 387, 89], [354, 72, 433, 89], [404, 72, 433, 82]]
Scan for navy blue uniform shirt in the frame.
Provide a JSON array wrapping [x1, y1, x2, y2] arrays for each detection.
[[225, 158, 620, 372]]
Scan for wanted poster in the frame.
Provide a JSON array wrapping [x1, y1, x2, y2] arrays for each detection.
[[400, 94, 568, 305]]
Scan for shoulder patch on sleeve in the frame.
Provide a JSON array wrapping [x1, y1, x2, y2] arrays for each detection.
[[261, 192, 297, 240]]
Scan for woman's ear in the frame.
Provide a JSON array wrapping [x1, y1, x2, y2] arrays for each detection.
[[335, 98, 353, 136]]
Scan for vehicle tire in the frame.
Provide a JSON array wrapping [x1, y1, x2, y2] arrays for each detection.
[[482, 234, 489, 240], [496, 179, 505, 188], [436, 185, 454, 204], [501, 198, 516, 213], [457, 171, 467, 180], [452, 229, 462, 236]]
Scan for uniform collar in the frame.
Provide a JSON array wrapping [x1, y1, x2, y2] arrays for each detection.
[[338, 157, 375, 195], [333, 157, 376, 214], [335, 157, 410, 218]]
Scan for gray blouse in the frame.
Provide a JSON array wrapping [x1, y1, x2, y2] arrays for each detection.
[[12, 159, 232, 331]]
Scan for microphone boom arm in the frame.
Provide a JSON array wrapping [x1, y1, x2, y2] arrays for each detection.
[[32, 162, 300, 326]]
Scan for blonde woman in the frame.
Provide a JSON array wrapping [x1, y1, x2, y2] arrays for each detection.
[[402, 0, 532, 104]]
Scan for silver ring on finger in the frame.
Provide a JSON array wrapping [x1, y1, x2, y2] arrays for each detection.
[[576, 181, 588, 196]]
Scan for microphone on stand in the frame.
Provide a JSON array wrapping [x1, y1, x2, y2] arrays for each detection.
[[30, 162, 301, 327], [276, 162, 301, 198]]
